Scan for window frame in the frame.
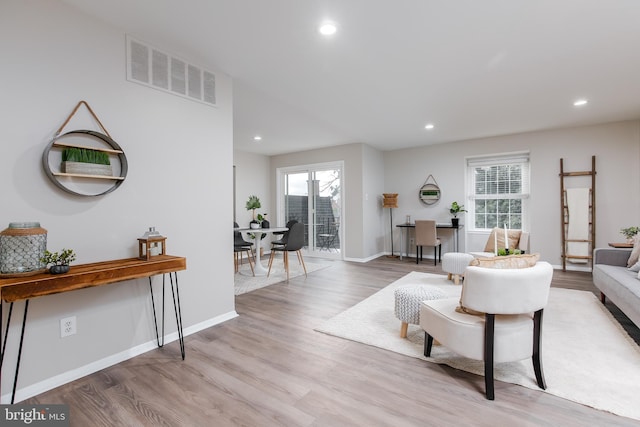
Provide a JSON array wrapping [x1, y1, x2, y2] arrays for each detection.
[[466, 152, 530, 232]]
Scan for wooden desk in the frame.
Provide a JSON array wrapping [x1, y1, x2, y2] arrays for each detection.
[[396, 223, 463, 260], [0, 255, 186, 403]]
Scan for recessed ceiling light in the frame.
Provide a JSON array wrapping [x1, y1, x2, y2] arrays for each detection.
[[573, 99, 588, 107], [253, 135, 262, 141], [424, 124, 435, 130], [319, 22, 337, 36]]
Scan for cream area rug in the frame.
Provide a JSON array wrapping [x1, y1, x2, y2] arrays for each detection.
[[235, 261, 328, 295], [316, 271, 640, 421]]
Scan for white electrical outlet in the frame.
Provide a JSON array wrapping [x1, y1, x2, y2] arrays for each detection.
[[60, 316, 76, 338]]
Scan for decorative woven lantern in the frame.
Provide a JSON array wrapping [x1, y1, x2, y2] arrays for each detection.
[[0, 222, 48, 276]]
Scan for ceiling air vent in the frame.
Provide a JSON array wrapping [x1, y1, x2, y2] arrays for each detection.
[[126, 35, 216, 107]]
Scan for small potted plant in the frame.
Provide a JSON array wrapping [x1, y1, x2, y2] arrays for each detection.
[[62, 147, 112, 176], [41, 248, 76, 274], [449, 201, 467, 227], [257, 213, 270, 228], [497, 248, 522, 256], [620, 226, 640, 243], [246, 195, 261, 228]]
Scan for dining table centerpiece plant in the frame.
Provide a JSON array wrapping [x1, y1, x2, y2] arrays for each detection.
[[41, 248, 77, 274], [246, 195, 261, 220], [245, 195, 266, 242]]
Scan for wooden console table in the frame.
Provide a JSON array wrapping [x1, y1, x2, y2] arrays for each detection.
[[0, 255, 187, 403]]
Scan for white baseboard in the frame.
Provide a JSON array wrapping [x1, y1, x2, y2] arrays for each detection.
[[4, 310, 238, 404], [344, 252, 385, 263], [551, 263, 593, 272]]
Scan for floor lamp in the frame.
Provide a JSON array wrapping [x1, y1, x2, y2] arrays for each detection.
[[383, 193, 399, 258]]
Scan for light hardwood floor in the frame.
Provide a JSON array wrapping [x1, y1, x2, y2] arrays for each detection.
[[26, 256, 640, 426]]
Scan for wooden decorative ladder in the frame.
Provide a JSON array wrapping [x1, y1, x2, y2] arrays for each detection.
[[559, 156, 596, 272]]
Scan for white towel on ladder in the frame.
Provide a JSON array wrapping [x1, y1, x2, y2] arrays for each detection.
[[566, 188, 590, 263]]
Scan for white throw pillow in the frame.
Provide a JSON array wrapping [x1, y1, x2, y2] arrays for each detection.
[[629, 260, 640, 272], [637, 269, 640, 280], [627, 235, 640, 267]]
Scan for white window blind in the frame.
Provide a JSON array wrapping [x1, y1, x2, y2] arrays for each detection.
[[466, 152, 530, 231]]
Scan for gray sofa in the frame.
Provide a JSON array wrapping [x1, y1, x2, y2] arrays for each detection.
[[593, 248, 640, 328]]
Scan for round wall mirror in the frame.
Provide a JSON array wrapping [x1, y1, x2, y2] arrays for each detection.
[[419, 183, 440, 205]]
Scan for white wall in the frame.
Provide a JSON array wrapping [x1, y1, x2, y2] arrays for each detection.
[[233, 150, 274, 250], [233, 150, 271, 228], [363, 145, 386, 258], [384, 120, 640, 267], [0, 0, 235, 401]]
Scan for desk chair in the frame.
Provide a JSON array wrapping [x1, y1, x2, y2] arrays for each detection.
[[415, 220, 441, 265]]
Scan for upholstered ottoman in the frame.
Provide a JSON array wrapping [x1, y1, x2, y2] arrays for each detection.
[[394, 285, 447, 338], [442, 253, 475, 285]]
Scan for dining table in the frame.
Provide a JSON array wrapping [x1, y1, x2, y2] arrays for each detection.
[[236, 226, 288, 276]]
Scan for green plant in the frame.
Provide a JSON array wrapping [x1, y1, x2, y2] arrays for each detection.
[[257, 213, 267, 222], [245, 195, 261, 220], [40, 248, 77, 266], [449, 201, 467, 217], [497, 248, 522, 256], [62, 147, 111, 165], [621, 226, 640, 240]]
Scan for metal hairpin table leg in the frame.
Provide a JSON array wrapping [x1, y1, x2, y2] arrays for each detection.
[[169, 272, 185, 360], [1, 300, 29, 404], [149, 272, 184, 360], [0, 301, 13, 370], [0, 301, 7, 403], [148, 276, 165, 348], [12, 300, 29, 404]]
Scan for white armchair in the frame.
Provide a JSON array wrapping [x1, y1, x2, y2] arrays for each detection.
[[419, 261, 553, 400]]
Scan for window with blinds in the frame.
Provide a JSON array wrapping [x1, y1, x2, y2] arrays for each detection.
[[466, 152, 530, 231]]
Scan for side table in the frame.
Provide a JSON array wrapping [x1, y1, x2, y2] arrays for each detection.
[[608, 243, 633, 248]]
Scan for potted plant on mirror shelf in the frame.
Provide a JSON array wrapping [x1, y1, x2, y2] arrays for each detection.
[[62, 147, 112, 176], [620, 226, 640, 244], [41, 248, 76, 274], [449, 201, 467, 227]]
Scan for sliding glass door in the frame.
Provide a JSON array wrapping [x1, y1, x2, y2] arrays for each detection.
[[278, 162, 343, 259]]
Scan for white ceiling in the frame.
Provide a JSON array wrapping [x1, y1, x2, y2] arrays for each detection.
[[62, 0, 640, 155]]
